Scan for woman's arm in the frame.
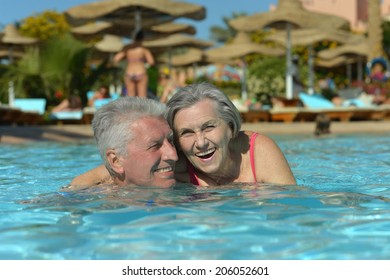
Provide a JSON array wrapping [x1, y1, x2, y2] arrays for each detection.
[[113, 51, 125, 64], [144, 48, 155, 66], [70, 165, 111, 186], [253, 134, 296, 185]]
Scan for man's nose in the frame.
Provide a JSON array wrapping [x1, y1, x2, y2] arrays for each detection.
[[163, 140, 178, 161]]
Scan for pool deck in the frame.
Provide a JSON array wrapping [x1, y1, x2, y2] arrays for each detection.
[[0, 121, 389, 144]]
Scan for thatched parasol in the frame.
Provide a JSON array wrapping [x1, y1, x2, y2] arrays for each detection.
[[94, 34, 124, 53], [143, 33, 213, 73], [0, 24, 39, 106], [316, 56, 356, 68], [143, 33, 213, 49], [205, 31, 284, 100], [71, 21, 196, 40], [0, 49, 23, 59], [265, 28, 365, 93], [159, 48, 207, 67], [65, 0, 205, 38], [230, 0, 350, 99], [206, 31, 284, 60], [1, 24, 39, 45], [317, 41, 369, 60]]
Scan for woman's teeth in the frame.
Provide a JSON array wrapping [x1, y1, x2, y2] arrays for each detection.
[[196, 148, 216, 158]]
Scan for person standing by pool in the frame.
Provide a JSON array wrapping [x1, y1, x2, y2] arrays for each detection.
[[113, 30, 154, 98], [166, 82, 296, 186], [70, 97, 177, 189], [72, 83, 295, 187]]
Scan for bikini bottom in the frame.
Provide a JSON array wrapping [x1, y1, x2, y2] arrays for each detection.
[[126, 73, 145, 82]]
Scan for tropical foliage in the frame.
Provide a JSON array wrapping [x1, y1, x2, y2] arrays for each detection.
[[19, 10, 70, 40], [0, 33, 110, 106]]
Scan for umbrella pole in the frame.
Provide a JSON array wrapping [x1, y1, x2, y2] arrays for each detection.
[[8, 45, 15, 106], [135, 7, 141, 34], [346, 63, 352, 87], [286, 23, 293, 99], [308, 44, 314, 95], [357, 57, 363, 83], [241, 57, 248, 101]]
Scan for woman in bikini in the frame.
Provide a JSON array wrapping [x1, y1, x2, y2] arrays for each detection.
[[113, 30, 154, 98], [71, 83, 295, 187]]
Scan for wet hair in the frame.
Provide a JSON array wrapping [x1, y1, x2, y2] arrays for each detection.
[[68, 95, 82, 109], [165, 82, 242, 138], [314, 113, 331, 136], [133, 29, 144, 41], [92, 97, 167, 176], [99, 85, 111, 98]]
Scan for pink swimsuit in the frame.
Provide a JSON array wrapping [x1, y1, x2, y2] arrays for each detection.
[[187, 133, 259, 185]]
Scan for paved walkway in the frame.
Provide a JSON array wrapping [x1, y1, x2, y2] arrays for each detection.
[[0, 121, 389, 144]]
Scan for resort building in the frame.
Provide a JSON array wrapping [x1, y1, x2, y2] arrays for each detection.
[[271, 0, 390, 33]]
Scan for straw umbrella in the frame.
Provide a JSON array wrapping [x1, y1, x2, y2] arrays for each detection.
[[143, 33, 213, 72], [229, 0, 349, 99], [159, 48, 207, 67], [65, 0, 205, 38], [317, 40, 369, 84], [0, 24, 38, 106], [71, 21, 196, 40], [205, 31, 284, 100], [266, 28, 365, 93]]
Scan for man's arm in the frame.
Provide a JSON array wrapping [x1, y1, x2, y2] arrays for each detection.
[[70, 165, 111, 187]]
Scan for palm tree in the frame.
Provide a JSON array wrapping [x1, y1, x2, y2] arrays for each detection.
[[209, 12, 247, 43], [1, 33, 110, 105], [368, 0, 385, 60]]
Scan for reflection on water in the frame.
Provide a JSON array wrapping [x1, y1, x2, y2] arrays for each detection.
[[0, 134, 390, 259]]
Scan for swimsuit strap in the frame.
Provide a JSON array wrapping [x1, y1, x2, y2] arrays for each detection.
[[249, 132, 259, 182], [186, 159, 200, 186]]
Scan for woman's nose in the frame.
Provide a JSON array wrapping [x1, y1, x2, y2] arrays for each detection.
[[194, 132, 208, 148]]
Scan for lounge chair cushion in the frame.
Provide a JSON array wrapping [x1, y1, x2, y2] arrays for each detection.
[[50, 111, 83, 120], [13, 98, 46, 115], [299, 93, 334, 109]]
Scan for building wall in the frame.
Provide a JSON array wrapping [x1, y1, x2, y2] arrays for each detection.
[[298, 0, 389, 32]]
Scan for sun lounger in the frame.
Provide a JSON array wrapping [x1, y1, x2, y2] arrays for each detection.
[[0, 105, 23, 124], [298, 92, 388, 122], [49, 111, 84, 124], [13, 98, 47, 125], [240, 110, 270, 122]]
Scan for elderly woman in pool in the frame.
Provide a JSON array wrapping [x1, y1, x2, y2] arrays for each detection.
[[166, 82, 295, 186], [72, 83, 295, 186]]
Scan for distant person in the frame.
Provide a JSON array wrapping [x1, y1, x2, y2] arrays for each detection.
[[88, 85, 111, 107], [314, 113, 331, 136], [158, 71, 181, 104], [113, 29, 154, 98], [52, 95, 82, 112]]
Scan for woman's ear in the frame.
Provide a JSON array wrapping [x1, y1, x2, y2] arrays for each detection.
[[106, 149, 123, 174]]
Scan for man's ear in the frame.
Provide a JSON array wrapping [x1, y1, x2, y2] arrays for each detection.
[[106, 149, 123, 174]]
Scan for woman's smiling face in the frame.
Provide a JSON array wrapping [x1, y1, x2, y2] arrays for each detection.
[[173, 99, 233, 175]]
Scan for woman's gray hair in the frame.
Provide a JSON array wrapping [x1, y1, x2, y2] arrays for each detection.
[[165, 82, 242, 137], [92, 97, 167, 176]]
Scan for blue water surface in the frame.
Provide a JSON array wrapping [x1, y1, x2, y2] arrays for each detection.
[[0, 133, 389, 260]]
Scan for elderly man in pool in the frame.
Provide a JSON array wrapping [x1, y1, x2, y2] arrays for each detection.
[[69, 97, 178, 189]]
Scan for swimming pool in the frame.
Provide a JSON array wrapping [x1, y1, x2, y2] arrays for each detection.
[[1, 133, 389, 260]]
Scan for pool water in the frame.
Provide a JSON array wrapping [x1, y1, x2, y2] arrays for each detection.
[[1, 133, 389, 260]]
